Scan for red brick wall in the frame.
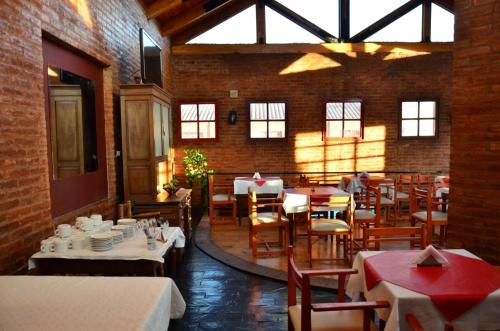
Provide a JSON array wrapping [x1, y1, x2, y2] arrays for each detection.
[[0, 0, 169, 274], [448, 1, 500, 263], [171, 51, 452, 181]]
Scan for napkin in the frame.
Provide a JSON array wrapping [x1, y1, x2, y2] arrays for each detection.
[[253, 172, 261, 179], [413, 245, 449, 266]]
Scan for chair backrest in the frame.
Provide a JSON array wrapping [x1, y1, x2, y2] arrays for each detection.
[[309, 194, 354, 225], [397, 174, 414, 194], [363, 225, 426, 250], [357, 186, 381, 216], [417, 174, 432, 190], [248, 188, 284, 224]]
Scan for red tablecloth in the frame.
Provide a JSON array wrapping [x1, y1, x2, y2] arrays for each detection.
[[364, 250, 500, 322]]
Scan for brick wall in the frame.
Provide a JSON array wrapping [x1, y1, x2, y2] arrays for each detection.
[[172, 51, 452, 182], [448, 1, 500, 263], [0, 0, 169, 274]]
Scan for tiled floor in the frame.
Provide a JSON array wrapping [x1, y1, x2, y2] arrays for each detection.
[[169, 242, 337, 330]]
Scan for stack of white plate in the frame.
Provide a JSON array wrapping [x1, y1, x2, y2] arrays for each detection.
[[117, 218, 137, 226], [110, 230, 124, 244], [90, 232, 114, 251], [112, 225, 134, 239]]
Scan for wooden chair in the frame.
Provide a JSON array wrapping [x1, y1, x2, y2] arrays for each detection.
[[208, 174, 237, 225], [371, 177, 396, 226], [248, 188, 288, 257], [406, 314, 455, 331], [393, 174, 414, 222], [416, 174, 432, 190], [307, 194, 354, 267], [362, 225, 426, 251], [353, 186, 382, 249], [118, 200, 161, 219], [410, 187, 448, 247], [288, 246, 389, 331]]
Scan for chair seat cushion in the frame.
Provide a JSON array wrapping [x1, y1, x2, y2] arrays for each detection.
[[289, 305, 377, 331], [311, 219, 350, 232], [255, 212, 288, 224], [412, 211, 448, 222], [395, 192, 409, 199], [354, 210, 376, 220], [370, 197, 394, 206], [212, 194, 236, 202]]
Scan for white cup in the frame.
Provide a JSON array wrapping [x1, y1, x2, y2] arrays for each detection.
[[40, 239, 55, 253], [55, 224, 72, 238], [71, 235, 87, 250], [78, 219, 94, 230], [54, 238, 71, 253]]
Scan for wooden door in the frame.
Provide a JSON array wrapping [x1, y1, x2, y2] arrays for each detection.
[[49, 85, 84, 179]]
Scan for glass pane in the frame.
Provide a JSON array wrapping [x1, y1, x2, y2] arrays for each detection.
[[199, 104, 215, 121], [326, 121, 343, 138], [162, 105, 170, 156], [402, 102, 418, 118], [250, 121, 267, 138], [250, 103, 267, 120], [344, 102, 361, 119], [344, 121, 361, 137], [153, 103, 162, 157], [419, 119, 435, 136], [269, 121, 286, 138], [199, 121, 216, 139], [181, 122, 198, 139], [419, 101, 436, 118], [180, 104, 197, 121], [401, 120, 418, 136], [326, 103, 343, 119], [268, 103, 286, 120], [265, 6, 324, 43]]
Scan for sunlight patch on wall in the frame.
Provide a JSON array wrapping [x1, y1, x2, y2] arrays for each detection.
[[280, 53, 341, 75], [68, 0, 93, 29]]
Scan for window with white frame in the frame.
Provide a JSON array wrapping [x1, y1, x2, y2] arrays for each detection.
[[179, 102, 217, 141], [400, 100, 437, 137], [325, 100, 363, 138], [249, 102, 286, 139]]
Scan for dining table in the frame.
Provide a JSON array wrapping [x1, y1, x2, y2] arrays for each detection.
[[0, 275, 186, 330], [29, 227, 185, 276], [346, 249, 500, 331], [282, 186, 350, 244]]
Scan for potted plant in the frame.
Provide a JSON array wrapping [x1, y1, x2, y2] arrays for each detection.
[[183, 149, 210, 208], [163, 175, 180, 197]]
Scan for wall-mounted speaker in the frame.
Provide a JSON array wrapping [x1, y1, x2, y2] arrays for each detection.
[[228, 110, 237, 124]]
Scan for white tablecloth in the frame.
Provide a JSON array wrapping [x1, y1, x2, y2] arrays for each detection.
[[0, 276, 185, 331], [282, 189, 350, 214], [233, 177, 283, 195], [29, 227, 185, 269], [346, 250, 500, 331]]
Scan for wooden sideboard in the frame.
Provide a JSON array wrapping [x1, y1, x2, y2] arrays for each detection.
[[132, 190, 192, 242]]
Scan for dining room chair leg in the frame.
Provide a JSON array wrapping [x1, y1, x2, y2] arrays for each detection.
[[232, 202, 237, 225], [209, 204, 214, 225], [307, 233, 312, 268], [251, 228, 257, 257]]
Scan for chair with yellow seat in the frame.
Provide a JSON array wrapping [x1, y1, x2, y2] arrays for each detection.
[[248, 188, 289, 257], [288, 246, 389, 331], [409, 187, 448, 247], [307, 194, 354, 267], [353, 186, 382, 249]]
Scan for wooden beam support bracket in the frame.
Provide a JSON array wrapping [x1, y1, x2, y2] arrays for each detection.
[[263, 0, 338, 43], [350, 0, 424, 43], [339, 0, 350, 42], [422, 0, 432, 42]]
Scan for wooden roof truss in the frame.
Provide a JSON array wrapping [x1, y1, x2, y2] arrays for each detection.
[[143, 0, 454, 45]]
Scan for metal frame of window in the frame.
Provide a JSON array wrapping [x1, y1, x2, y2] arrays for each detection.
[[399, 99, 439, 139], [248, 101, 287, 140], [178, 101, 218, 143], [323, 99, 364, 140]]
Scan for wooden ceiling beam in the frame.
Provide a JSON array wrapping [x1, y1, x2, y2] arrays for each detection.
[[264, 0, 338, 43], [432, 0, 454, 13], [171, 0, 256, 45], [339, 0, 350, 41], [350, 0, 423, 42], [172, 42, 453, 55], [161, 2, 209, 36], [422, 0, 432, 42], [147, 0, 183, 19], [256, 0, 266, 44]]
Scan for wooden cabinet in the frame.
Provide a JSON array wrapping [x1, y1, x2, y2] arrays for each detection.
[[120, 84, 174, 201]]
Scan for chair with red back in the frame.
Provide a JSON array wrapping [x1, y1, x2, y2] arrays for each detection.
[[288, 246, 389, 331]]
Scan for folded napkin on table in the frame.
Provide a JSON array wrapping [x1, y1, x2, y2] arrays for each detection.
[[413, 245, 449, 266], [253, 172, 261, 179]]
